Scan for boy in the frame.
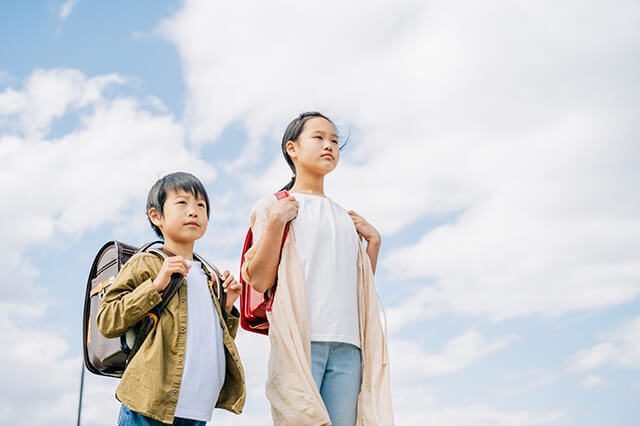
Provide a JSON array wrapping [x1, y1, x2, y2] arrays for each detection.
[[97, 172, 245, 425]]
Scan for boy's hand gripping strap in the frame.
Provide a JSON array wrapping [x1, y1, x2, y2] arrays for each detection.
[[126, 247, 183, 364]]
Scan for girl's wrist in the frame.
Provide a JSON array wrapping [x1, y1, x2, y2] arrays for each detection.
[[267, 212, 288, 229], [367, 234, 381, 247]]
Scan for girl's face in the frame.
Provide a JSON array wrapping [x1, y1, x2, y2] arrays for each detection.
[[287, 117, 339, 177]]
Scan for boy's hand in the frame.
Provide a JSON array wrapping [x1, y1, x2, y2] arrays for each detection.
[[153, 256, 190, 292], [221, 270, 241, 312], [348, 210, 381, 245]]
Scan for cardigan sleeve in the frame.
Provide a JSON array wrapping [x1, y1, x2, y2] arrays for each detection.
[[241, 195, 275, 284]]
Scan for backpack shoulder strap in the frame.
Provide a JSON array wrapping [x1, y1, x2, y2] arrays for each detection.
[[194, 253, 227, 313], [274, 190, 289, 200], [126, 246, 183, 364]]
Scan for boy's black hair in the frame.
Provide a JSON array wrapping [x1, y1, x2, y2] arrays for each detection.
[[146, 171, 211, 239], [280, 111, 346, 191]]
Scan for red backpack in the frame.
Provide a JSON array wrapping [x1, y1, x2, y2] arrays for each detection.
[[240, 191, 290, 335]]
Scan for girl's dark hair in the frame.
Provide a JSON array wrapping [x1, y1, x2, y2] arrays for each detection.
[[146, 171, 211, 239], [280, 111, 342, 191]]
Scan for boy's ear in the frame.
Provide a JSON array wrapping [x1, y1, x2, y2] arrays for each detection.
[[285, 140, 297, 159], [148, 208, 163, 227]]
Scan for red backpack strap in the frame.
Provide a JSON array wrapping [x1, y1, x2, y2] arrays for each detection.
[[239, 190, 292, 334], [274, 190, 290, 201], [273, 190, 290, 249]]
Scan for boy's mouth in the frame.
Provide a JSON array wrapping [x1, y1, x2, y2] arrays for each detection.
[[184, 221, 200, 227], [321, 153, 334, 159]]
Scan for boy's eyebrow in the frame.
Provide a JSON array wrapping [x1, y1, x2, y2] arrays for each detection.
[[171, 190, 206, 202]]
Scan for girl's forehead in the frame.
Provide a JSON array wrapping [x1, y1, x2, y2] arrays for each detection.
[[303, 117, 336, 135]]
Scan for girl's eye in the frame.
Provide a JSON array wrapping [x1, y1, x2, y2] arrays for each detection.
[[177, 200, 186, 204], [331, 139, 338, 144], [314, 135, 322, 140]]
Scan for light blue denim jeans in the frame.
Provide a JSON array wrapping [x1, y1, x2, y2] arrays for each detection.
[[311, 341, 362, 426], [118, 404, 206, 426]]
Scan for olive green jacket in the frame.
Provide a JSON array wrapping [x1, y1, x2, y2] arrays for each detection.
[[96, 252, 246, 423]]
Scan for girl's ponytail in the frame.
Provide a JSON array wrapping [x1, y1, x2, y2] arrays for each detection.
[[279, 111, 334, 192], [280, 175, 296, 192]]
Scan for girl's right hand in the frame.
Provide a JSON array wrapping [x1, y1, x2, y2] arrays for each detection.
[[269, 196, 299, 224], [152, 256, 190, 292]]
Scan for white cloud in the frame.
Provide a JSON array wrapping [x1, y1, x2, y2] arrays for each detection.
[[390, 331, 511, 383], [580, 376, 605, 389], [0, 68, 122, 138], [59, 0, 79, 23], [392, 384, 566, 426], [569, 316, 640, 372], [0, 68, 215, 253], [0, 303, 86, 425], [160, 0, 640, 323], [0, 67, 215, 424]]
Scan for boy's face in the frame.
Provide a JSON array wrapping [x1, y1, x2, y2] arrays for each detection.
[[149, 189, 208, 244]]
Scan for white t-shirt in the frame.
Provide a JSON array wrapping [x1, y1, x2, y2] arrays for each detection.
[[291, 193, 361, 348], [174, 260, 226, 421]]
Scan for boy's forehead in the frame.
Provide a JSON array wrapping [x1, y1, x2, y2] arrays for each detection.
[[167, 188, 205, 200]]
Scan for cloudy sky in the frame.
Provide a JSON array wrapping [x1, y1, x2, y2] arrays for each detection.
[[1, 0, 639, 425]]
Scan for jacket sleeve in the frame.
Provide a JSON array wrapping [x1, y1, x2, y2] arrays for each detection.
[[224, 306, 240, 339], [96, 254, 163, 338]]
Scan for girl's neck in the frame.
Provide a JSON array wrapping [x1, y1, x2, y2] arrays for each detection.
[[162, 238, 195, 261], [290, 173, 326, 197]]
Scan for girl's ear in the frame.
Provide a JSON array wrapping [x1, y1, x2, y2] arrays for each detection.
[[148, 208, 163, 227], [285, 140, 297, 159]]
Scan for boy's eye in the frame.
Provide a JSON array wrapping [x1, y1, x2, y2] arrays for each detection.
[[314, 135, 322, 140]]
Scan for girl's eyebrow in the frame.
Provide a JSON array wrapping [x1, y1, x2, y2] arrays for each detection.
[[311, 129, 338, 139]]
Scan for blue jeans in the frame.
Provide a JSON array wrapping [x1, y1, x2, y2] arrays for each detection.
[[118, 404, 206, 426], [311, 342, 362, 426]]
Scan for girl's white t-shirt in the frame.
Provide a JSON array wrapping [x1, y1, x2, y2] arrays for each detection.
[[174, 260, 226, 421], [291, 193, 361, 348]]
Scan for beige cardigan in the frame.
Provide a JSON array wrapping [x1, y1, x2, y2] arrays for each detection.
[[242, 195, 394, 426]]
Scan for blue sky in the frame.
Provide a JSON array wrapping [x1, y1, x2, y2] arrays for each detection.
[[1, 1, 639, 425]]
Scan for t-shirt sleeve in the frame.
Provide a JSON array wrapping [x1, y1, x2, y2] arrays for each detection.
[[241, 196, 273, 284]]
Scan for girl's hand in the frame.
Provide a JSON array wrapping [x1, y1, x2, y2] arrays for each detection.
[[348, 211, 381, 245], [153, 256, 190, 291], [221, 270, 241, 312], [269, 196, 299, 225]]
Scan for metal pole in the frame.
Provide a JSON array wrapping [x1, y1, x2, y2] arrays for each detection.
[[77, 362, 85, 426]]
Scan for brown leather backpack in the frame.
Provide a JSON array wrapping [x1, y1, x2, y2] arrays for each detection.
[[82, 240, 225, 377]]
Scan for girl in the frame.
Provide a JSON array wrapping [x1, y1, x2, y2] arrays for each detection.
[[241, 112, 394, 426]]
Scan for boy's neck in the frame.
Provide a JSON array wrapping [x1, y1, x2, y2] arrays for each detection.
[[161, 238, 195, 260], [290, 173, 326, 196]]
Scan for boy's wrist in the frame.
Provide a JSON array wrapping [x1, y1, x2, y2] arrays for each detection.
[[152, 277, 164, 292]]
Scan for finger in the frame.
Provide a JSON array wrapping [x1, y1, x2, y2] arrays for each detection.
[[226, 283, 241, 293]]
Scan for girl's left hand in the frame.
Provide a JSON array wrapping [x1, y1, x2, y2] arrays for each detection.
[[221, 270, 241, 312], [348, 210, 381, 245]]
